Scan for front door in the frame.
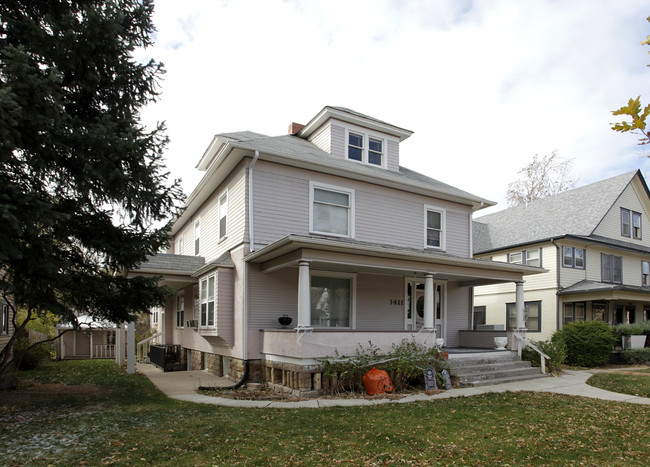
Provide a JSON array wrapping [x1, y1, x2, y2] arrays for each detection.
[[405, 280, 446, 340]]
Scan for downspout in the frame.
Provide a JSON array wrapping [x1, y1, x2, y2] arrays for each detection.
[[200, 152, 259, 391]]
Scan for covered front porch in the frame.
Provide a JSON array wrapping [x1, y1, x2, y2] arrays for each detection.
[[247, 235, 543, 393]]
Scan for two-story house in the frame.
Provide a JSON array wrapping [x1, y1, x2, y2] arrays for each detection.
[[132, 106, 542, 394], [473, 170, 650, 341]]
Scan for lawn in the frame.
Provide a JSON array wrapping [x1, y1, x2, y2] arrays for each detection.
[[587, 368, 650, 398], [1, 361, 649, 466]]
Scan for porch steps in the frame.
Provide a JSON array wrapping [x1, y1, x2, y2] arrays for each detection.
[[447, 351, 547, 387]]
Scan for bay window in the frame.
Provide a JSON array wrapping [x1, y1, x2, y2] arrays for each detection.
[[200, 275, 215, 327]]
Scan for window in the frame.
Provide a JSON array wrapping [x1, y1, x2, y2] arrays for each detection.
[[200, 275, 215, 327], [176, 295, 185, 328], [562, 246, 585, 269], [506, 300, 541, 332], [218, 192, 228, 239], [643, 261, 650, 286], [592, 302, 607, 322], [310, 182, 354, 237], [177, 235, 184, 255], [508, 248, 541, 266], [621, 208, 631, 237], [152, 307, 159, 325], [473, 306, 486, 330], [425, 207, 445, 249], [346, 129, 385, 167], [347, 132, 363, 161], [194, 219, 200, 255], [310, 275, 353, 328], [1, 301, 9, 335], [601, 253, 622, 283], [632, 211, 642, 239], [563, 302, 586, 325]]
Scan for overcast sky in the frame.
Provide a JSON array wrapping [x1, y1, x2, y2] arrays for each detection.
[[139, 0, 650, 215]]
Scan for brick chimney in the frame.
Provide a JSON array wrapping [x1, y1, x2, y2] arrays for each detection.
[[288, 122, 304, 135]]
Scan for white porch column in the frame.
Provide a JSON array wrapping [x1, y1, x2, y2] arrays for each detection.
[[115, 323, 124, 366], [297, 261, 311, 329], [127, 321, 135, 374], [90, 332, 94, 359], [515, 281, 526, 330], [423, 273, 435, 330]]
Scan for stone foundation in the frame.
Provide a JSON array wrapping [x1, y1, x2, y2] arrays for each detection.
[[182, 348, 262, 384], [261, 359, 327, 397]]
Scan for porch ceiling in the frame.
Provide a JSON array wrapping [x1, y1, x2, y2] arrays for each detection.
[[246, 235, 545, 286]]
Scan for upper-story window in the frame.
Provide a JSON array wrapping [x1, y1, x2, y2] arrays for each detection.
[[508, 248, 542, 267], [346, 130, 384, 167], [176, 235, 184, 255], [621, 208, 642, 239], [601, 253, 622, 284], [194, 219, 200, 255], [424, 206, 445, 249], [562, 246, 585, 269], [642, 261, 650, 286], [310, 182, 354, 237], [218, 192, 228, 240]]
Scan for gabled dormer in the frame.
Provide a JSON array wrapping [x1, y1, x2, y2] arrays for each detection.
[[294, 106, 413, 172]]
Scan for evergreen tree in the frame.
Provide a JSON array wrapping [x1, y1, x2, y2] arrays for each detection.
[[0, 0, 183, 372]]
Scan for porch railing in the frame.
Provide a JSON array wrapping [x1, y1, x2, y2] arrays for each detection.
[[513, 331, 550, 374], [136, 331, 163, 363], [93, 344, 115, 359]]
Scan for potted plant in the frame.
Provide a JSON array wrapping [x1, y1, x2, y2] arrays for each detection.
[[614, 323, 647, 350]]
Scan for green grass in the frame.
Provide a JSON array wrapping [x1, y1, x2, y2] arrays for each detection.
[[587, 369, 650, 398], [2, 360, 650, 466]]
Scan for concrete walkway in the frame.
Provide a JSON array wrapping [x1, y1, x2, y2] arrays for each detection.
[[136, 362, 650, 408]]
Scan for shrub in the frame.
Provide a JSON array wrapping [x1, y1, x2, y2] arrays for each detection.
[[317, 339, 449, 393], [552, 321, 616, 367], [620, 348, 650, 364], [613, 322, 645, 339], [13, 337, 52, 370], [521, 337, 566, 374]]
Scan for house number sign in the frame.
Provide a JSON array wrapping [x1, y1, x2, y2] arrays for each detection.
[[389, 299, 404, 306]]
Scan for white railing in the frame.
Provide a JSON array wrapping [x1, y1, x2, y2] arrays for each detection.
[[93, 344, 115, 358], [513, 331, 550, 374], [136, 331, 164, 362]]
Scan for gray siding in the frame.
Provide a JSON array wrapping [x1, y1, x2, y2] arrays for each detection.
[[252, 161, 473, 257], [355, 274, 404, 330], [387, 140, 399, 172], [248, 265, 298, 329], [445, 283, 470, 347], [217, 268, 234, 345], [330, 124, 346, 159], [307, 124, 331, 154]]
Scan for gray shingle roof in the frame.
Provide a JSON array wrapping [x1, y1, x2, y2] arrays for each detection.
[[558, 279, 650, 296], [473, 171, 639, 254], [137, 253, 205, 273], [231, 134, 492, 206]]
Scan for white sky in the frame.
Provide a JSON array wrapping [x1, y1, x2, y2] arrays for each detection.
[[140, 0, 650, 215]]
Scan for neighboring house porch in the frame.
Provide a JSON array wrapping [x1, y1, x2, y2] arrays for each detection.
[[56, 315, 119, 360]]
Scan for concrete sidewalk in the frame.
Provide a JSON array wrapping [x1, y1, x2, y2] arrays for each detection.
[[136, 362, 650, 408]]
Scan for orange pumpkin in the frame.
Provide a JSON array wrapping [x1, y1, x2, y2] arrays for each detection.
[[362, 367, 395, 395]]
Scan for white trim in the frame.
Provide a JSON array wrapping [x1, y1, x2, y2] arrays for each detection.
[[309, 270, 357, 329], [424, 205, 446, 250], [309, 181, 355, 238]]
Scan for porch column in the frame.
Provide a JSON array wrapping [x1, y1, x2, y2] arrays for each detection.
[[423, 273, 435, 330], [297, 261, 311, 329], [90, 332, 94, 359], [127, 321, 135, 374], [515, 281, 526, 330]]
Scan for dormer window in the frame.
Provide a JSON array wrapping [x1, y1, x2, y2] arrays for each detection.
[[346, 129, 384, 167]]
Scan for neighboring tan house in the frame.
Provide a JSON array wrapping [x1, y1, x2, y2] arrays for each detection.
[[473, 170, 650, 341], [131, 106, 542, 394], [56, 315, 119, 360]]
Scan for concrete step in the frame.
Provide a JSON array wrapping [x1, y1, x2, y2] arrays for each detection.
[[468, 372, 548, 387], [454, 360, 533, 377], [457, 366, 542, 385]]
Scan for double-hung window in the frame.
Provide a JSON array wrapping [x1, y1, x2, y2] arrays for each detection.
[[506, 300, 541, 332], [562, 246, 585, 269], [601, 253, 622, 283], [508, 248, 542, 266], [218, 192, 228, 240], [1, 301, 9, 335], [194, 219, 200, 255], [642, 261, 650, 286], [346, 130, 384, 167], [563, 302, 586, 325], [310, 182, 354, 237], [200, 275, 215, 327], [177, 235, 184, 255], [425, 207, 445, 249], [311, 274, 354, 328], [176, 295, 185, 328], [621, 209, 642, 239], [152, 307, 159, 325]]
